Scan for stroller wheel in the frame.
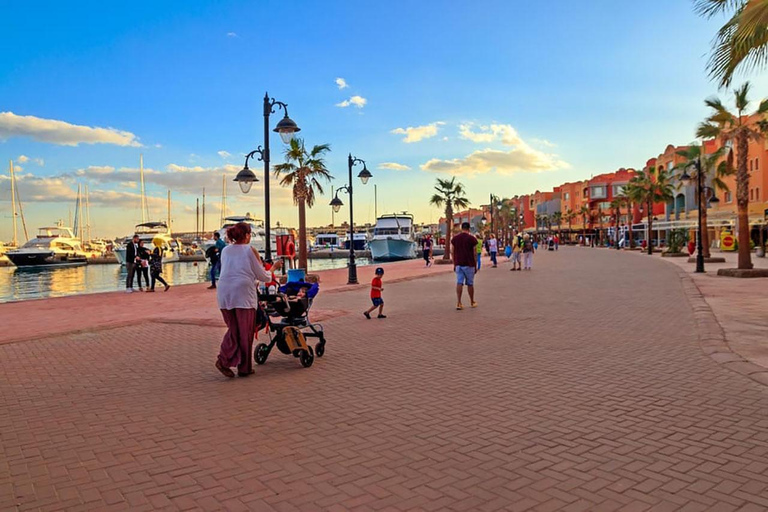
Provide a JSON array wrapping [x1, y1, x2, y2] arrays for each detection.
[[299, 346, 314, 368], [315, 341, 325, 358], [254, 343, 270, 365]]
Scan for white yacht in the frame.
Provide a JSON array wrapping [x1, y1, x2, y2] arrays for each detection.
[[114, 222, 181, 265], [6, 226, 88, 268], [204, 213, 266, 255], [369, 213, 417, 261]]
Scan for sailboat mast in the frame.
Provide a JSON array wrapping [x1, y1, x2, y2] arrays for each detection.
[[196, 198, 200, 240], [9, 160, 17, 247], [375, 184, 378, 220], [220, 174, 226, 227], [77, 184, 84, 241], [85, 185, 92, 242], [140, 154, 147, 223], [167, 190, 171, 230], [202, 188, 206, 236]]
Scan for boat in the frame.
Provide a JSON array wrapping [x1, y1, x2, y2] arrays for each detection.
[[369, 213, 418, 261], [6, 225, 88, 268], [340, 233, 367, 251], [113, 221, 181, 265], [204, 213, 267, 255], [312, 233, 341, 250]]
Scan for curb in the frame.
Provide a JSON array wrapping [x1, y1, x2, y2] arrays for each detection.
[[672, 264, 768, 387]]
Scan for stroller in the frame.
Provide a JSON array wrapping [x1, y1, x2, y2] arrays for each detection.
[[254, 280, 326, 368]]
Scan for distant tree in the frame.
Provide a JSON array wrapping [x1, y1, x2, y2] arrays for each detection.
[[625, 167, 675, 255]]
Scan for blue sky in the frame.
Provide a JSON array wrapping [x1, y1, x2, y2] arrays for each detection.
[[1, 0, 766, 239]]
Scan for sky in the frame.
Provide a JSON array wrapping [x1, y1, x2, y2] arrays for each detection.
[[1, 0, 767, 241]]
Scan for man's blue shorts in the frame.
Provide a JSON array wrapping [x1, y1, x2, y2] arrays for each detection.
[[455, 265, 475, 286], [371, 297, 384, 306]]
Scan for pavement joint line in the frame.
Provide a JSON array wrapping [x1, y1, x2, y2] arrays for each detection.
[[629, 249, 768, 388]]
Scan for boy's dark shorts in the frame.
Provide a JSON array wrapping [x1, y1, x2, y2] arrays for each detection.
[[371, 297, 384, 307]]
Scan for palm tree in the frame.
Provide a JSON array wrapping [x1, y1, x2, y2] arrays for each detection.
[[551, 211, 562, 239], [626, 167, 675, 255], [564, 208, 575, 243], [697, 82, 768, 269], [273, 138, 333, 271], [671, 144, 733, 258], [609, 197, 624, 249], [429, 177, 470, 261], [578, 205, 590, 244], [694, 0, 768, 87]]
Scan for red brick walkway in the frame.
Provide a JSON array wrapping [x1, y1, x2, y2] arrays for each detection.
[[2, 247, 768, 511]]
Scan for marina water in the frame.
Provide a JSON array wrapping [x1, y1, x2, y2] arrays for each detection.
[[0, 257, 372, 303]]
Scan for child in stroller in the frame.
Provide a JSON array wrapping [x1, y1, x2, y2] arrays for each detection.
[[254, 279, 326, 368]]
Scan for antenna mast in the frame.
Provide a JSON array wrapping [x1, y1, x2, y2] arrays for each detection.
[[167, 190, 171, 231], [202, 187, 206, 236], [85, 185, 92, 241]]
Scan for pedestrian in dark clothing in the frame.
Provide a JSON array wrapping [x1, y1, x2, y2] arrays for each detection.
[[149, 245, 170, 292], [125, 234, 140, 293], [136, 240, 150, 291]]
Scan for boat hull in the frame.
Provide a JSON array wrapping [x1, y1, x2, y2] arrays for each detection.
[[369, 238, 417, 261], [6, 250, 88, 268]]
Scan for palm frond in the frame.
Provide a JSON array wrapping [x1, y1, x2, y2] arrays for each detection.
[[694, 0, 745, 18]]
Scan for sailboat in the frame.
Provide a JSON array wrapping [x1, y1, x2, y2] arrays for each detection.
[[113, 156, 182, 265], [2, 160, 28, 263]]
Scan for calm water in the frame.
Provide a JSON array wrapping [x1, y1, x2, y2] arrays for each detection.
[[0, 257, 373, 303]]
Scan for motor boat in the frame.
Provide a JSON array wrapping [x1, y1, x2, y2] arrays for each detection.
[[5, 226, 88, 268], [340, 233, 367, 251], [114, 221, 181, 265], [203, 213, 267, 255], [312, 233, 341, 250], [369, 213, 417, 261]]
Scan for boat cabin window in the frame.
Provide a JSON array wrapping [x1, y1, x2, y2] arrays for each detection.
[[375, 228, 399, 235], [56, 243, 74, 251]]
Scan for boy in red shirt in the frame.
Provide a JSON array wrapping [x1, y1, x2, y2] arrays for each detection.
[[363, 267, 386, 319]]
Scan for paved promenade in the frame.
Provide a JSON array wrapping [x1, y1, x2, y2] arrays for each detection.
[[2, 248, 768, 511]]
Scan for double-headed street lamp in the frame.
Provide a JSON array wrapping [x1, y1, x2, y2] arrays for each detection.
[[329, 154, 372, 285], [234, 92, 301, 259], [680, 159, 720, 273]]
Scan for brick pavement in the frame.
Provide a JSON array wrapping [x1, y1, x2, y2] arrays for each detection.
[[2, 247, 768, 511]]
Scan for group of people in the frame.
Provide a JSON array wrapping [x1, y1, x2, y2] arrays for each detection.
[[124, 234, 171, 293]]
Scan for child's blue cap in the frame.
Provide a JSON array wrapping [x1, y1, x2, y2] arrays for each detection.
[[375, 267, 384, 275]]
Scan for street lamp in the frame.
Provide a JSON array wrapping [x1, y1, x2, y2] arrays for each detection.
[[234, 92, 301, 260], [329, 154, 371, 285], [680, 160, 719, 273]]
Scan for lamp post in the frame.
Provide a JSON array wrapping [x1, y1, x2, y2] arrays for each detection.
[[329, 154, 372, 285], [234, 93, 300, 260], [680, 158, 719, 273]]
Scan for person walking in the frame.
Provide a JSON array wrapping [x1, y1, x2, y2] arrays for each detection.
[[207, 231, 226, 289], [522, 233, 535, 270], [124, 234, 140, 293], [215, 222, 272, 379], [136, 240, 151, 291], [422, 235, 433, 267], [475, 235, 483, 271], [488, 234, 498, 268], [451, 222, 478, 310], [510, 231, 523, 271], [363, 267, 387, 319], [148, 243, 170, 292]]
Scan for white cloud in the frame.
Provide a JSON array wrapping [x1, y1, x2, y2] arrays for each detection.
[[154, 143, 162, 148], [335, 77, 349, 89], [420, 147, 569, 176], [378, 162, 411, 171], [391, 121, 445, 143], [458, 123, 524, 146], [0, 111, 141, 147], [530, 138, 556, 148], [336, 95, 367, 108], [217, 150, 231, 159], [227, 32, 238, 38], [17, 155, 29, 163]]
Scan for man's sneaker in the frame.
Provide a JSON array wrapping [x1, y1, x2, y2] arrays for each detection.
[[207, 285, 216, 290], [471, 302, 478, 308], [363, 311, 371, 319], [125, 288, 134, 293], [456, 303, 463, 310], [377, 314, 387, 319]]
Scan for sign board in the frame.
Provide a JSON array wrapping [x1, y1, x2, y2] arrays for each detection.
[[720, 231, 736, 251]]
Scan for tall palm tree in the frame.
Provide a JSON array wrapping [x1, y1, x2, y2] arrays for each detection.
[[578, 205, 590, 244], [551, 211, 562, 239], [695, 0, 768, 87], [697, 82, 768, 268], [626, 167, 675, 255], [564, 208, 575, 243], [671, 144, 733, 258], [273, 138, 333, 270], [429, 177, 470, 261], [609, 196, 625, 249]]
